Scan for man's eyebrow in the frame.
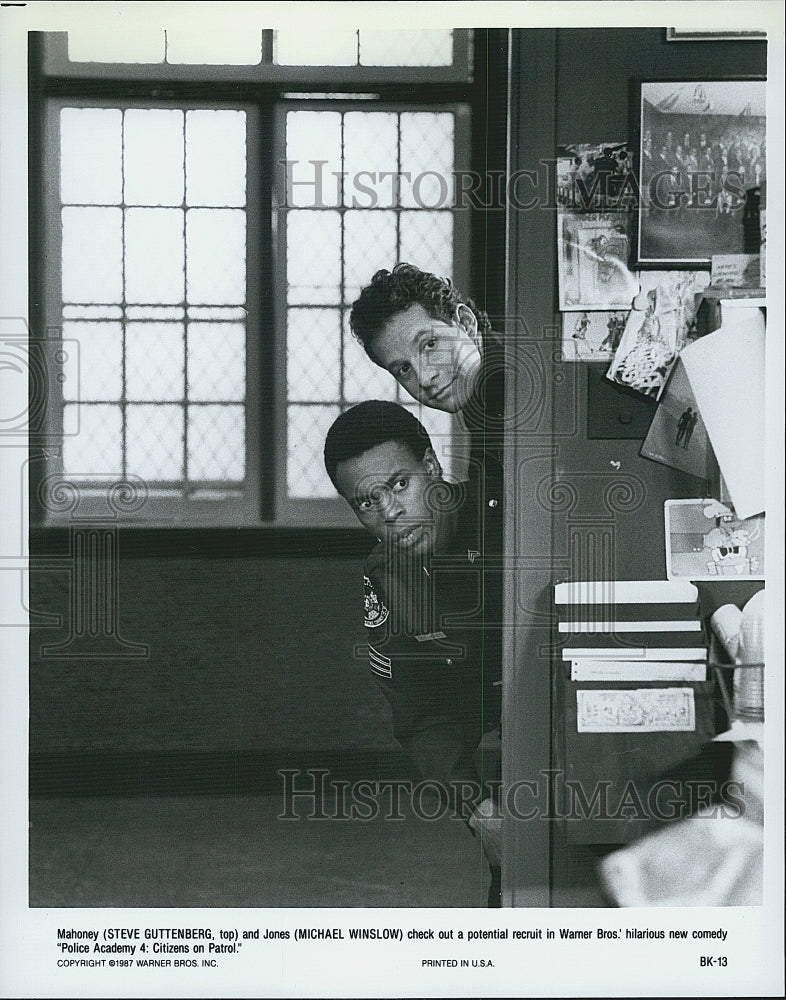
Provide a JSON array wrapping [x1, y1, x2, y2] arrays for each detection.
[[384, 468, 408, 488], [353, 468, 408, 505], [388, 327, 437, 369]]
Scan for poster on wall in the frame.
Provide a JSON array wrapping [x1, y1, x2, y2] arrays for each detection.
[[557, 210, 639, 310], [636, 79, 766, 266], [604, 269, 706, 393]]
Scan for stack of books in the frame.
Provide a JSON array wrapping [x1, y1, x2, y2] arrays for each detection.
[[554, 579, 707, 683]]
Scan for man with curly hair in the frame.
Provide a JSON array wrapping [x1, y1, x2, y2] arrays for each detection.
[[348, 263, 505, 512]]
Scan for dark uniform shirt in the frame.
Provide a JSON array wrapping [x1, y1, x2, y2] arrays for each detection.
[[363, 478, 501, 780], [461, 328, 505, 561]]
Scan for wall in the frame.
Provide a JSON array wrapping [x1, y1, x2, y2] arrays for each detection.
[[553, 27, 766, 583], [502, 27, 767, 906], [29, 551, 403, 794]]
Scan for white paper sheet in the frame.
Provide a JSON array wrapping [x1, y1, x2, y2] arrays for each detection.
[[679, 305, 766, 519], [576, 687, 696, 732], [571, 660, 706, 682]]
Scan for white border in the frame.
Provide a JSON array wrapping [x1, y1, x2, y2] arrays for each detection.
[[2, 3, 784, 998]]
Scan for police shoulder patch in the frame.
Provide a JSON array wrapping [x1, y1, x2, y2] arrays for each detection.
[[363, 574, 389, 628]]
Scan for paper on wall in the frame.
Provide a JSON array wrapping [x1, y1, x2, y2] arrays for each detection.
[[571, 660, 706, 682], [576, 687, 696, 732], [679, 305, 766, 519]]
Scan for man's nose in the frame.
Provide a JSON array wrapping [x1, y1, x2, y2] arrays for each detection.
[[418, 360, 441, 389], [382, 493, 404, 522]]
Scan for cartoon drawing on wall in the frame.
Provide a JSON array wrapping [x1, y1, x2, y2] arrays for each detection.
[[664, 498, 765, 580]]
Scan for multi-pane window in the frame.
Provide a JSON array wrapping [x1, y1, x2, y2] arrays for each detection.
[[59, 27, 461, 72], [35, 30, 474, 526], [45, 101, 258, 522], [279, 106, 463, 503]]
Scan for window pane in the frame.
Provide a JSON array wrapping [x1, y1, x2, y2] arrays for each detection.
[[186, 111, 246, 207], [285, 112, 342, 208], [287, 404, 341, 498], [187, 323, 246, 401], [359, 29, 453, 66], [123, 109, 184, 206], [287, 308, 341, 402], [286, 210, 341, 304], [126, 322, 185, 401], [400, 112, 454, 209], [399, 403, 454, 477], [343, 210, 397, 302], [399, 211, 453, 279], [61, 207, 123, 303], [166, 28, 262, 65], [343, 314, 399, 403], [126, 404, 184, 481], [62, 322, 123, 402], [187, 405, 245, 481], [60, 109, 122, 205], [343, 112, 399, 208], [275, 29, 358, 66], [185, 209, 246, 304], [67, 28, 165, 63], [124, 208, 185, 304], [62, 404, 123, 476]]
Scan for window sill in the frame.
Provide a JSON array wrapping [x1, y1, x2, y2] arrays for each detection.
[[29, 525, 373, 559]]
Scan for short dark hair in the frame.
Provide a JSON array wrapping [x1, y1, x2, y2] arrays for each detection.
[[349, 262, 490, 357], [323, 400, 433, 490]]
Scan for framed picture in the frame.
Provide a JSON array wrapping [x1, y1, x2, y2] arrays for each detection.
[[636, 79, 766, 267]]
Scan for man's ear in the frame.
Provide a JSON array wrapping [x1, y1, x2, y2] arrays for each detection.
[[456, 303, 479, 347], [422, 447, 443, 478]]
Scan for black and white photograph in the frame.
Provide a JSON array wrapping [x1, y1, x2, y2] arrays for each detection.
[[1, 3, 784, 998], [637, 79, 767, 266]]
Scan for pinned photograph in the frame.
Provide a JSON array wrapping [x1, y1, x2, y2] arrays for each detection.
[[556, 143, 636, 213], [640, 357, 712, 480], [561, 310, 628, 360], [665, 498, 765, 581], [605, 269, 705, 396], [558, 211, 638, 310]]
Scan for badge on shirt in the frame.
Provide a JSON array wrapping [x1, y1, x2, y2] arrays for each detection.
[[363, 575, 389, 628]]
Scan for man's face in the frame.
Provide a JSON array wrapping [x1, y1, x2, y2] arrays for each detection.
[[334, 440, 444, 556], [368, 303, 482, 413]]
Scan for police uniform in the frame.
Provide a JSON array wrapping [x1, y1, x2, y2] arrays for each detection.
[[363, 477, 501, 802]]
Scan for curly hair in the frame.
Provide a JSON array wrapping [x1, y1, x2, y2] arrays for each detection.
[[323, 400, 433, 491], [349, 263, 491, 356]]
